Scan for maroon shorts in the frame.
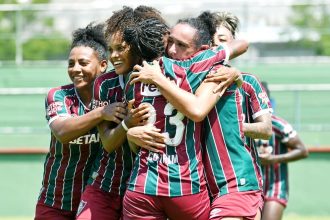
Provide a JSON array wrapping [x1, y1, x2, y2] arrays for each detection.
[[75, 185, 122, 220], [209, 190, 264, 220], [122, 189, 210, 220], [35, 202, 76, 220]]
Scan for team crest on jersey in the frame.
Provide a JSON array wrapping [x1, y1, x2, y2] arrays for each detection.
[[76, 200, 87, 216], [47, 102, 63, 116], [258, 92, 269, 104], [140, 83, 161, 96]]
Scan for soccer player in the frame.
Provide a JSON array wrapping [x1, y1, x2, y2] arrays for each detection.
[[256, 82, 308, 220], [75, 6, 168, 220], [209, 11, 273, 141], [129, 11, 270, 220], [122, 12, 248, 219], [200, 11, 274, 220], [34, 23, 127, 220]]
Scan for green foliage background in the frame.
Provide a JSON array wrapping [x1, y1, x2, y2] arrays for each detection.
[[290, 4, 330, 55], [0, 0, 70, 61]]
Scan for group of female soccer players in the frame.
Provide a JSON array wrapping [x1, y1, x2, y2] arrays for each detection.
[[34, 5, 308, 220]]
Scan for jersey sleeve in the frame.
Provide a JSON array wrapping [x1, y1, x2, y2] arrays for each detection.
[[215, 43, 230, 65], [242, 74, 273, 119], [92, 71, 121, 109], [45, 87, 72, 125], [272, 116, 297, 143]]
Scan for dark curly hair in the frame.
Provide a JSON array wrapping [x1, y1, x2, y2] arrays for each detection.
[[123, 18, 169, 62], [177, 11, 217, 49], [71, 22, 108, 61], [104, 5, 167, 43]]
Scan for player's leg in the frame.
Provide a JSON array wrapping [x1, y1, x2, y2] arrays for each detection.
[[261, 200, 285, 220]]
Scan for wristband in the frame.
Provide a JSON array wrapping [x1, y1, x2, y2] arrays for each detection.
[[121, 120, 129, 131]]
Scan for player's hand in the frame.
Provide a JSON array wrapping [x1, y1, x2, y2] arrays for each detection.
[[204, 66, 242, 95], [124, 102, 151, 128], [258, 146, 274, 165], [101, 102, 127, 124], [127, 125, 166, 153], [130, 60, 163, 85]]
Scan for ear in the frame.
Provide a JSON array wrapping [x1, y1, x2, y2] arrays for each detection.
[[200, 44, 210, 50], [100, 60, 108, 73]]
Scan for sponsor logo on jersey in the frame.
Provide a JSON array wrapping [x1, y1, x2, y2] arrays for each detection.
[[91, 99, 110, 109], [141, 83, 161, 96], [147, 152, 178, 165], [47, 102, 63, 116], [258, 92, 270, 104], [69, 133, 100, 144]]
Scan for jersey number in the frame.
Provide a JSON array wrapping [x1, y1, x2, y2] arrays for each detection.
[[143, 103, 184, 147]]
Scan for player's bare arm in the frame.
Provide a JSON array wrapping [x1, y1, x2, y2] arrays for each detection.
[[131, 60, 221, 122], [259, 134, 308, 165], [98, 101, 151, 153], [50, 102, 126, 144], [243, 113, 272, 140]]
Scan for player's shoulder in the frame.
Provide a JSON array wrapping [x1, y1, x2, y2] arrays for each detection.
[[45, 84, 75, 103], [242, 72, 260, 82], [272, 115, 291, 128], [47, 83, 74, 95], [95, 69, 118, 82]]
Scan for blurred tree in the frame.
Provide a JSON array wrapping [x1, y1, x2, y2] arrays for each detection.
[[290, 4, 330, 56], [0, 0, 70, 61]]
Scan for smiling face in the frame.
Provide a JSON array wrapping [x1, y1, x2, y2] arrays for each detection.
[[108, 32, 141, 76], [68, 46, 107, 90]]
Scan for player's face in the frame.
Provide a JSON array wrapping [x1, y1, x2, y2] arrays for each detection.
[[166, 23, 198, 60], [68, 46, 105, 90], [108, 32, 141, 75], [213, 25, 234, 46]]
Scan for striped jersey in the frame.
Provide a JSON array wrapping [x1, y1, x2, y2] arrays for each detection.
[[39, 84, 102, 211], [127, 45, 229, 197], [255, 115, 297, 202], [238, 73, 273, 189], [87, 71, 135, 196], [202, 82, 263, 199], [240, 73, 272, 125]]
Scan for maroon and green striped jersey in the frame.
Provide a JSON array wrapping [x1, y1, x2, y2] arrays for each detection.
[[87, 71, 135, 196], [202, 82, 263, 199], [38, 84, 102, 211], [255, 115, 297, 202], [127, 46, 229, 197], [240, 73, 272, 125], [238, 73, 273, 187]]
